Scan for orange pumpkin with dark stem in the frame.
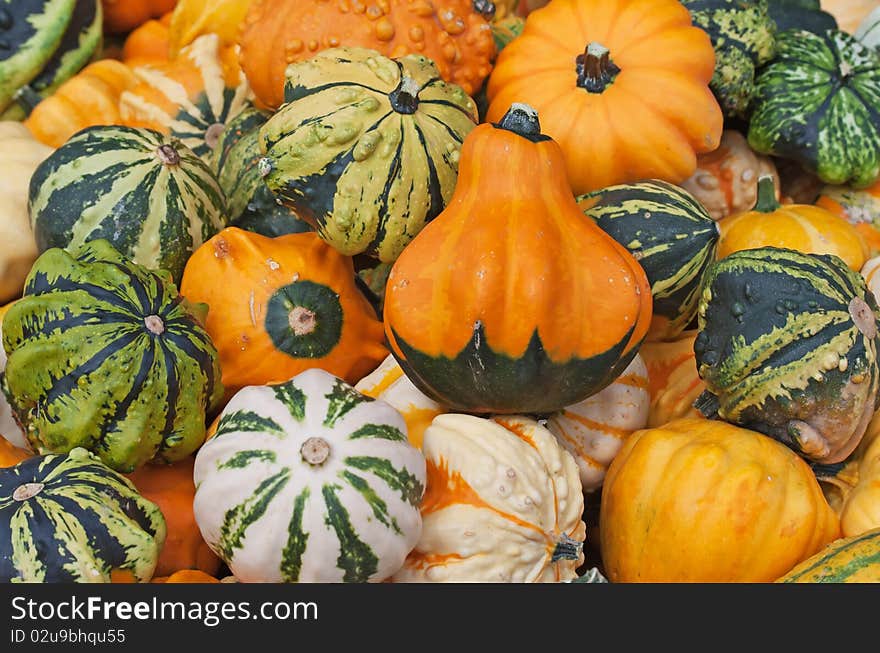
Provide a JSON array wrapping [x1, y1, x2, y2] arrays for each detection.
[[383, 104, 652, 414], [102, 0, 178, 35], [121, 12, 174, 66]]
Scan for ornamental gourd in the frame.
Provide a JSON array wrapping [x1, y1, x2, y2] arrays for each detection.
[[838, 418, 880, 537], [0, 438, 31, 468], [153, 569, 219, 583], [101, 0, 177, 34], [778, 528, 880, 583], [167, 0, 254, 56], [766, 0, 837, 35], [121, 12, 172, 66], [694, 247, 880, 464], [640, 330, 706, 428], [820, 0, 876, 34], [259, 47, 479, 263], [856, 6, 880, 51], [863, 255, 880, 306], [383, 104, 652, 415], [2, 239, 224, 473], [816, 179, 880, 257], [0, 302, 28, 450], [193, 368, 426, 583], [600, 417, 840, 582], [392, 414, 586, 583], [485, 0, 723, 195]]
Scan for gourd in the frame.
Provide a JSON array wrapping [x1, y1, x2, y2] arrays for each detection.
[[820, 0, 877, 34], [778, 527, 880, 582], [153, 569, 219, 583], [748, 29, 880, 188], [863, 255, 880, 305], [101, 0, 177, 34], [694, 247, 880, 464], [639, 330, 706, 428], [546, 355, 649, 492], [485, 0, 723, 195], [856, 6, 880, 50], [383, 104, 652, 415], [717, 175, 869, 271], [193, 368, 426, 583], [179, 227, 388, 399], [1, 239, 224, 473], [766, 0, 837, 34], [838, 417, 880, 536], [0, 301, 28, 450], [258, 47, 479, 263], [0, 438, 31, 468], [600, 417, 840, 582], [28, 124, 226, 283], [167, 0, 254, 56], [816, 178, 880, 257], [0, 447, 166, 582], [121, 11, 172, 66], [392, 414, 586, 583]]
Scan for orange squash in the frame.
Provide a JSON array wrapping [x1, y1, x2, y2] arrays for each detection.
[[152, 569, 220, 583], [102, 0, 178, 35], [168, 0, 255, 56], [485, 0, 723, 195], [121, 12, 174, 67], [839, 412, 880, 537], [816, 179, 880, 257], [639, 330, 705, 428], [821, 0, 877, 33], [179, 227, 388, 399]]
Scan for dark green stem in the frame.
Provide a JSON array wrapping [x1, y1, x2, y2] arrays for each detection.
[[493, 103, 549, 142], [550, 533, 584, 563], [753, 175, 781, 213]]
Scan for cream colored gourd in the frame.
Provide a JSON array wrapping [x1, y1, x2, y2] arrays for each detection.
[[392, 414, 586, 583], [546, 355, 649, 492]]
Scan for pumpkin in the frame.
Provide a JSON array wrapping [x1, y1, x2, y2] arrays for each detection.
[[716, 175, 869, 271], [0, 122, 53, 304], [679, 130, 781, 221], [168, 0, 254, 57], [863, 254, 880, 304], [121, 12, 172, 66], [856, 6, 880, 50], [22, 59, 140, 149], [193, 368, 426, 583], [28, 124, 226, 283], [126, 457, 221, 578], [0, 438, 31, 468], [766, 0, 838, 34], [238, 0, 496, 111], [839, 414, 880, 536], [0, 301, 28, 450], [485, 0, 723, 195], [354, 354, 446, 450], [152, 569, 220, 583], [816, 178, 880, 257], [578, 179, 720, 341], [383, 104, 652, 415], [600, 417, 840, 582], [748, 29, 880, 188], [546, 354, 649, 493], [0, 447, 166, 582], [259, 47, 479, 263], [640, 330, 706, 428], [179, 227, 388, 399], [392, 414, 586, 583], [694, 247, 880, 464], [778, 527, 880, 582], [1, 239, 224, 473], [101, 0, 177, 34], [820, 0, 876, 34]]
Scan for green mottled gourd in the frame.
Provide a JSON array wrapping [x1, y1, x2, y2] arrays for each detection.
[[694, 246, 880, 465]]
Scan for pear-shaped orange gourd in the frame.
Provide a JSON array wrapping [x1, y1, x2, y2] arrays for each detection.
[[383, 104, 652, 414]]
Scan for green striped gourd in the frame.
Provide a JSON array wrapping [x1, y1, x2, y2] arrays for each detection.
[[28, 125, 226, 283], [259, 46, 479, 263], [578, 180, 720, 341], [193, 368, 426, 583], [1, 239, 224, 473], [694, 247, 880, 464], [748, 29, 880, 188], [856, 6, 880, 50], [0, 447, 166, 583], [211, 105, 311, 237], [778, 528, 880, 582]]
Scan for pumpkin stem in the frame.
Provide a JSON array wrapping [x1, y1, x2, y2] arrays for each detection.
[[204, 122, 226, 150], [289, 306, 317, 336], [494, 103, 549, 142], [12, 85, 43, 116], [752, 175, 781, 213], [389, 75, 422, 115], [550, 533, 584, 562], [301, 437, 331, 466], [693, 390, 720, 419], [576, 42, 620, 94], [156, 144, 181, 166], [472, 0, 496, 20], [144, 315, 165, 335], [13, 483, 44, 502]]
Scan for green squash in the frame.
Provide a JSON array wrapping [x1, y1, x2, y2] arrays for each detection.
[[0, 447, 166, 583], [766, 0, 838, 35], [259, 46, 479, 263], [778, 528, 880, 582], [1, 239, 224, 473], [681, 0, 777, 118], [748, 29, 880, 188], [694, 246, 880, 465], [28, 124, 226, 283]]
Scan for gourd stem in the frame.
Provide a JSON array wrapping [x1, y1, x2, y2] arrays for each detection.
[[12, 85, 43, 116], [496, 103, 542, 138], [550, 533, 584, 562], [576, 42, 620, 93], [389, 76, 421, 115], [156, 144, 181, 166], [472, 0, 496, 20], [752, 175, 781, 213]]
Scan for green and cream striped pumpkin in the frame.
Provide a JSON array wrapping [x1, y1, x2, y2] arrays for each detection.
[[193, 368, 426, 583], [259, 46, 479, 263], [578, 180, 720, 341], [1, 239, 224, 473], [28, 125, 226, 283], [778, 527, 880, 582], [0, 447, 166, 583], [694, 246, 880, 464]]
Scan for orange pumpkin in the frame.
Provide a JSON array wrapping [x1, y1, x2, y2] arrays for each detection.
[[121, 12, 174, 66], [816, 179, 880, 257], [152, 569, 220, 583], [485, 0, 723, 195], [179, 227, 388, 399], [102, 0, 178, 35], [168, 0, 255, 56], [639, 330, 705, 428], [0, 437, 31, 468]]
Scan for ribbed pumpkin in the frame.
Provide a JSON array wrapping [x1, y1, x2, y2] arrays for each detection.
[[121, 11, 172, 66], [384, 104, 652, 415], [101, 0, 177, 34], [28, 125, 226, 283], [259, 47, 479, 263], [0, 448, 166, 582], [600, 417, 840, 583], [179, 227, 388, 399], [485, 0, 723, 195], [694, 247, 880, 464], [168, 0, 254, 56], [1, 239, 224, 473], [392, 414, 586, 583], [778, 528, 880, 582], [640, 330, 705, 428], [578, 180, 720, 341], [717, 175, 869, 271], [238, 0, 496, 111], [816, 179, 880, 257]]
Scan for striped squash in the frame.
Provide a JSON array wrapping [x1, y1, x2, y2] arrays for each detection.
[[193, 368, 426, 583], [546, 354, 650, 492], [578, 180, 720, 341], [856, 6, 880, 50], [640, 330, 705, 428], [778, 528, 880, 582], [259, 46, 479, 263], [0, 301, 28, 450], [28, 124, 226, 283], [694, 247, 880, 464], [0, 447, 166, 583], [1, 239, 224, 473], [817, 178, 880, 257]]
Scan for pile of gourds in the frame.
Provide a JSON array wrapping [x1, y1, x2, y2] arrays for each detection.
[[2, 0, 880, 584]]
